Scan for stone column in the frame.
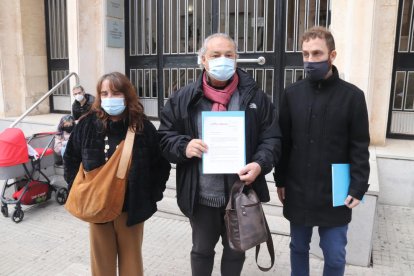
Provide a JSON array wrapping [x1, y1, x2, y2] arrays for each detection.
[[67, 0, 125, 98], [331, 0, 398, 145], [367, 0, 399, 145], [0, 0, 49, 117]]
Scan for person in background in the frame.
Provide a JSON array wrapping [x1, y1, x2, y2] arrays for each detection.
[[64, 72, 171, 276], [274, 26, 370, 276], [54, 114, 75, 158], [158, 33, 281, 276], [71, 85, 94, 120]]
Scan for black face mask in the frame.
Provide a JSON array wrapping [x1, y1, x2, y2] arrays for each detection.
[[304, 60, 331, 81], [62, 126, 74, 133]]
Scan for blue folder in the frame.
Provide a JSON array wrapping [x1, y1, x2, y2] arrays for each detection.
[[331, 164, 350, 207]]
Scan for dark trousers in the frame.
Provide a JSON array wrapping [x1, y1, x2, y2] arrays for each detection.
[[290, 223, 348, 276], [189, 204, 245, 276]]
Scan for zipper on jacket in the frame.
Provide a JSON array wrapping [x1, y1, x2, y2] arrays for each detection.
[[240, 86, 256, 110], [307, 105, 313, 135], [321, 90, 334, 139]]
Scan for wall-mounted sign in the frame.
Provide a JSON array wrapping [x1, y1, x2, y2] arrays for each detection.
[[107, 0, 124, 19], [107, 18, 124, 48]]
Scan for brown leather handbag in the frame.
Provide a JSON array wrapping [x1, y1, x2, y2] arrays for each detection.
[[65, 129, 135, 223], [224, 180, 275, 271]]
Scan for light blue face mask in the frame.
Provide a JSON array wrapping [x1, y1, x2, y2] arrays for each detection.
[[101, 98, 126, 116], [207, 57, 236, 81]]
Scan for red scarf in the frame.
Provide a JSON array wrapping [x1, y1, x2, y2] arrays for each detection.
[[202, 72, 239, 111]]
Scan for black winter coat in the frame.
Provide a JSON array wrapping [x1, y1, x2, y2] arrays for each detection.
[[274, 66, 370, 227], [63, 113, 171, 226], [72, 94, 94, 120], [158, 68, 281, 218]]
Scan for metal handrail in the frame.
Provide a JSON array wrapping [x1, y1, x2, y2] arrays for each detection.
[[10, 72, 79, 128]]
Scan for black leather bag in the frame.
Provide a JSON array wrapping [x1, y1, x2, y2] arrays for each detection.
[[224, 180, 275, 271]]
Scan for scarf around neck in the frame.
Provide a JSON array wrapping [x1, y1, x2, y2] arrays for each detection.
[[202, 72, 239, 111]]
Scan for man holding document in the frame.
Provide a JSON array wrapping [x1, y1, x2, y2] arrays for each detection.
[[274, 26, 370, 276], [159, 33, 281, 276]]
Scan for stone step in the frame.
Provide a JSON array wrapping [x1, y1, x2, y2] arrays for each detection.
[[0, 114, 62, 136]]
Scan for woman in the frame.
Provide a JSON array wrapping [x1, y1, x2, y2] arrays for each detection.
[[54, 114, 75, 157], [63, 72, 171, 276]]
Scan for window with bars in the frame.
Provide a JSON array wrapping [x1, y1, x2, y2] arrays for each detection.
[[285, 0, 330, 53], [218, 0, 276, 53], [51, 70, 70, 96], [47, 0, 68, 60], [130, 69, 158, 99], [163, 0, 210, 54], [398, 0, 414, 52], [129, 0, 157, 56], [131, 66, 272, 100], [392, 71, 414, 111], [284, 68, 305, 88], [283, 0, 330, 89]]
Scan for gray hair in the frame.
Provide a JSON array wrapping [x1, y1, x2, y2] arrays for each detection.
[[197, 33, 238, 69], [72, 85, 84, 92]]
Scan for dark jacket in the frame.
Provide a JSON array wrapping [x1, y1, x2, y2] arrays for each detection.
[[63, 113, 171, 226], [158, 68, 281, 218], [72, 94, 94, 120], [274, 66, 370, 227]]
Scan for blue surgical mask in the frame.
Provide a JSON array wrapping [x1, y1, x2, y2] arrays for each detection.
[[101, 98, 126, 116], [74, 94, 84, 102], [304, 60, 330, 81], [207, 57, 236, 81]]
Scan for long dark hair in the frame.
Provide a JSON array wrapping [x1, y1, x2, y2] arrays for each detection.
[[57, 115, 75, 133], [92, 72, 146, 132]]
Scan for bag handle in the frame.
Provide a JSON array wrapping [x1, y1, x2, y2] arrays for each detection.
[[228, 180, 245, 209], [255, 219, 275, 271], [229, 180, 275, 271], [116, 129, 135, 179]]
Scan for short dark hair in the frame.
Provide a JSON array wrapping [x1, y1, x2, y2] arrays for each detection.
[[72, 85, 84, 92], [301, 26, 335, 52]]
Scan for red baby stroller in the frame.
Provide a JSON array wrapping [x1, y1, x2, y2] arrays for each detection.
[[0, 128, 68, 223]]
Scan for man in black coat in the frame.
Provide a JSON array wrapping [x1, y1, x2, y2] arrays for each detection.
[[159, 33, 281, 276], [71, 85, 94, 120], [274, 26, 370, 276]]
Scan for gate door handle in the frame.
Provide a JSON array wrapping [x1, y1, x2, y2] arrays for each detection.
[[236, 56, 266, 65]]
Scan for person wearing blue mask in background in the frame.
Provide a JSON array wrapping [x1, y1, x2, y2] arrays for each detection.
[[71, 85, 95, 121], [64, 72, 171, 276], [274, 26, 370, 276], [159, 33, 281, 276]]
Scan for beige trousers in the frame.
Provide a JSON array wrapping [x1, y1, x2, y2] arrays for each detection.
[[89, 212, 144, 276]]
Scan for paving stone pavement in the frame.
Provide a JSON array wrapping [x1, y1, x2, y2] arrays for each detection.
[[0, 191, 413, 275]]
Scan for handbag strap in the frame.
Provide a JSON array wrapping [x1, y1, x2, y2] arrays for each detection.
[[255, 218, 275, 271], [116, 129, 135, 179]]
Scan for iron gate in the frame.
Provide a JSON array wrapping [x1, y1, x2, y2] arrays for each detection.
[[44, 0, 70, 113], [125, 0, 331, 118], [388, 0, 414, 138]]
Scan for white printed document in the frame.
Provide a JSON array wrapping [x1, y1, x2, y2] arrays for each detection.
[[202, 111, 246, 174]]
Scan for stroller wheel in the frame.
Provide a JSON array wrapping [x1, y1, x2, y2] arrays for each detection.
[[56, 188, 68, 205], [1, 205, 8, 218], [11, 209, 24, 223]]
